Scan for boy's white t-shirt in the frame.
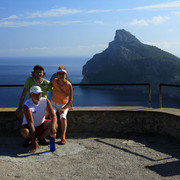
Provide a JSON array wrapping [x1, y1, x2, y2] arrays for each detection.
[[22, 97, 47, 127]]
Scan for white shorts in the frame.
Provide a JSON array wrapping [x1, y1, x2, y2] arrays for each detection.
[[51, 100, 69, 120]]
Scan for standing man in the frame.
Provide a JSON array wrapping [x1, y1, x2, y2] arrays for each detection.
[[20, 86, 57, 152], [16, 65, 52, 122]]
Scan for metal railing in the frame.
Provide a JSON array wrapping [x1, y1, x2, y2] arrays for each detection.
[[159, 83, 180, 108], [0, 83, 151, 107]]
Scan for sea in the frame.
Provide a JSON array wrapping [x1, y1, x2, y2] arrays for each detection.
[[0, 56, 180, 108]]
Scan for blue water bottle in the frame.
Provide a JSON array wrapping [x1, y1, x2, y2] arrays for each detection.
[[50, 137, 56, 151]]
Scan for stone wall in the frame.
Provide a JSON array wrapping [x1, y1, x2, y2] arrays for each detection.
[[67, 110, 180, 139], [0, 110, 20, 132], [0, 108, 179, 139]]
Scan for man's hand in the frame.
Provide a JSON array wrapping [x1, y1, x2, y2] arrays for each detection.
[[29, 140, 39, 153], [51, 126, 57, 138]]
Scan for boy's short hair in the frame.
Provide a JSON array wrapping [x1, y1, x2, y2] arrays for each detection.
[[32, 65, 46, 77]]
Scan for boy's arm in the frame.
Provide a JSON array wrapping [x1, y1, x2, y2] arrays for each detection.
[[18, 88, 28, 108]]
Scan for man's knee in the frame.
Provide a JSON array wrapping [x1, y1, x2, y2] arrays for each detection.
[[20, 127, 29, 139]]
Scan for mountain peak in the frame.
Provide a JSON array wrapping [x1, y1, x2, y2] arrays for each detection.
[[114, 29, 141, 45], [81, 29, 180, 91]]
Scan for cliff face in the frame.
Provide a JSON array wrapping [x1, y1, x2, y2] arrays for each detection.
[[81, 29, 180, 93]]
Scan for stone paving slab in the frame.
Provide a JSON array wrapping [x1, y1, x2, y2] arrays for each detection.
[[0, 132, 180, 180]]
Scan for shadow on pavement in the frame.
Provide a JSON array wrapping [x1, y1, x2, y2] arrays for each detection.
[[146, 160, 180, 177], [0, 132, 51, 158], [94, 133, 180, 177]]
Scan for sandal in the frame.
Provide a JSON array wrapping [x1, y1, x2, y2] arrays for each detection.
[[60, 139, 66, 145], [38, 138, 49, 145], [23, 139, 31, 147]]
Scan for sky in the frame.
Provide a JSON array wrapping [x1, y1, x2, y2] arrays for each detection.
[[0, 0, 180, 58]]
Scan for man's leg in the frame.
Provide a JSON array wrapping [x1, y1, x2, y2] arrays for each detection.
[[20, 125, 30, 139], [20, 125, 31, 147], [39, 121, 51, 141]]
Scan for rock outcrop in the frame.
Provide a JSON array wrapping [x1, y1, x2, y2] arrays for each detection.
[[81, 29, 180, 94]]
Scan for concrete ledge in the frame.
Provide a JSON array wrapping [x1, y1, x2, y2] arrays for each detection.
[[0, 107, 180, 139]]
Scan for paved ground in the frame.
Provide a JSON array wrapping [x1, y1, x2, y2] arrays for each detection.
[[0, 132, 180, 180]]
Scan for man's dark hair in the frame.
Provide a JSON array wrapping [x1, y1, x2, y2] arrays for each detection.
[[32, 65, 46, 77]]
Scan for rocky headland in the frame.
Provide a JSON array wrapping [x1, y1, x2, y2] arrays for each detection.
[[81, 29, 180, 96]]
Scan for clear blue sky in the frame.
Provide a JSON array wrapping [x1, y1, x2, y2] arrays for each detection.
[[0, 0, 180, 57]]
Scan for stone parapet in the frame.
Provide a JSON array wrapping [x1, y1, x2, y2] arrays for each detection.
[[0, 107, 179, 139]]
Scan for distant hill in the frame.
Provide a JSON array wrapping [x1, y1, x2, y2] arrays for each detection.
[[81, 29, 180, 94]]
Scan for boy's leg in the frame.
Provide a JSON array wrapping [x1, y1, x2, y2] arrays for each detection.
[[61, 118, 67, 139]]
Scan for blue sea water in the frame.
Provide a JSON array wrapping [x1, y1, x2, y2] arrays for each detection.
[[0, 56, 87, 107], [0, 56, 179, 108]]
